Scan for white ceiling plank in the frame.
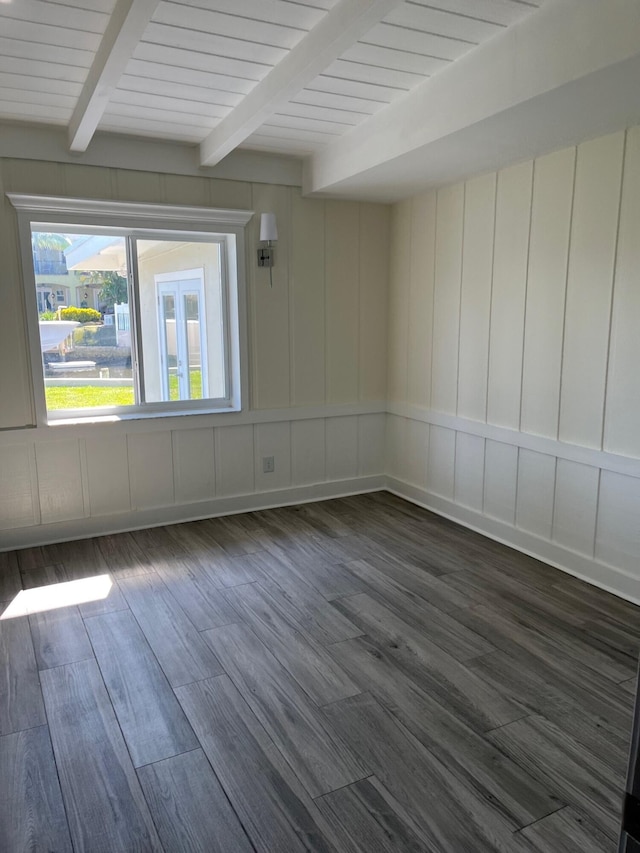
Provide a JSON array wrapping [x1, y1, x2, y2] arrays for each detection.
[[0, 36, 93, 68], [294, 87, 383, 112], [323, 57, 432, 88], [0, 56, 88, 84], [269, 113, 355, 134], [173, 0, 326, 30], [258, 124, 340, 142], [133, 42, 269, 83], [43, 0, 118, 12], [101, 112, 214, 137], [104, 101, 220, 127], [284, 100, 371, 122], [0, 101, 71, 123], [68, 0, 161, 152], [359, 24, 474, 61], [414, 0, 540, 27], [0, 0, 108, 33], [143, 23, 287, 66], [110, 89, 231, 119], [125, 59, 256, 95], [0, 18, 101, 51], [200, 0, 405, 167], [308, 72, 407, 101], [386, 4, 504, 41], [0, 87, 77, 110], [118, 74, 243, 107], [243, 135, 326, 155], [0, 72, 83, 97], [152, 3, 309, 50]]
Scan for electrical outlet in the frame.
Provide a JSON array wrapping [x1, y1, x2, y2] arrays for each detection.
[[263, 455, 275, 474]]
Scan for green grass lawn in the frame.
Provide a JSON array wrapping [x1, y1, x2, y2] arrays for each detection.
[[46, 386, 135, 410], [45, 371, 202, 410]]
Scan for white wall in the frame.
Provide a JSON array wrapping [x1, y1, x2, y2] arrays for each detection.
[[387, 127, 640, 604], [0, 158, 388, 548]]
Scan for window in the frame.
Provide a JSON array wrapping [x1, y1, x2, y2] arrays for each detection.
[[9, 195, 251, 423]]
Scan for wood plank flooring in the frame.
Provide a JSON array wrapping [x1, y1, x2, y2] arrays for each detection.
[[0, 492, 635, 852]]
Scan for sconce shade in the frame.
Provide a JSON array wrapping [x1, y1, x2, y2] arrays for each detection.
[[260, 212, 278, 242]]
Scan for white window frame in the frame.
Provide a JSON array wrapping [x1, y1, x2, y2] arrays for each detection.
[[9, 194, 252, 425]]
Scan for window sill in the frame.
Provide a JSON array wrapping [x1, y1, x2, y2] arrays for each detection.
[[48, 404, 241, 427]]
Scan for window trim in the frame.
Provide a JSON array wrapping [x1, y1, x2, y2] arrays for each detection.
[[9, 194, 253, 426]]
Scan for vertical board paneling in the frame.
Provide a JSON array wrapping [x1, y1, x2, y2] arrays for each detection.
[[405, 419, 429, 489], [207, 178, 252, 210], [114, 169, 163, 202], [4, 159, 65, 195], [0, 443, 37, 529], [0, 165, 33, 429], [325, 201, 360, 404], [552, 459, 599, 556], [172, 427, 215, 504], [359, 203, 390, 402], [431, 184, 463, 414], [595, 470, 640, 573], [326, 416, 358, 481], [215, 425, 254, 497], [483, 440, 518, 524], [162, 173, 208, 206], [254, 422, 291, 491], [358, 413, 386, 477], [127, 431, 174, 510], [515, 449, 556, 540], [85, 433, 131, 517], [558, 132, 624, 449], [457, 172, 495, 423], [427, 425, 455, 499], [520, 147, 575, 439], [486, 160, 532, 429], [291, 419, 326, 486], [387, 201, 411, 402], [290, 189, 325, 406], [454, 432, 485, 513], [36, 440, 85, 524], [64, 163, 114, 199], [386, 415, 407, 482], [407, 192, 436, 408], [250, 183, 291, 409], [604, 128, 640, 457]]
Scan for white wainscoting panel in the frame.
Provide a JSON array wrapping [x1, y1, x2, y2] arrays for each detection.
[[431, 184, 463, 414], [457, 172, 495, 423], [604, 127, 640, 459], [558, 131, 624, 449], [520, 147, 574, 439], [0, 443, 38, 529], [407, 192, 435, 409], [427, 425, 455, 500], [215, 424, 255, 497], [486, 160, 532, 430], [515, 448, 556, 540], [291, 418, 326, 486], [326, 415, 358, 481], [454, 431, 485, 513], [552, 458, 599, 557], [172, 427, 215, 504], [85, 432, 131, 517], [254, 421, 292, 492], [127, 431, 174, 510], [358, 413, 386, 478], [405, 418, 429, 490], [595, 470, 640, 575], [36, 438, 85, 524], [483, 439, 518, 525]]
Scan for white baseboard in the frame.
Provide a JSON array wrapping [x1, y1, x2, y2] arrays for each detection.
[[386, 476, 640, 607], [1, 476, 385, 551]]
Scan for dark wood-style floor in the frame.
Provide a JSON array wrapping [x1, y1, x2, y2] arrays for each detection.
[[0, 492, 636, 852]]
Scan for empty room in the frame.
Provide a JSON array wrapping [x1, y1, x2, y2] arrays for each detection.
[[1, 0, 640, 851]]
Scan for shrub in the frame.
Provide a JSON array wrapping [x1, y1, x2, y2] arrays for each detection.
[[60, 306, 101, 324], [73, 324, 116, 347], [39, 311, 58, 320]]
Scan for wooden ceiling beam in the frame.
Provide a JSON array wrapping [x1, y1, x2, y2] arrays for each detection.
[[68, 0, 159, 152], [199, 0, 403, 167]]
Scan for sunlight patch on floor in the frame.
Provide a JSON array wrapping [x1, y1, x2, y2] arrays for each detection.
[[1, 574, 112, 619]]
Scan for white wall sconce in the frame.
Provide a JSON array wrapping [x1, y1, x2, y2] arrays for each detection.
[[257, 212, 278, 287]]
